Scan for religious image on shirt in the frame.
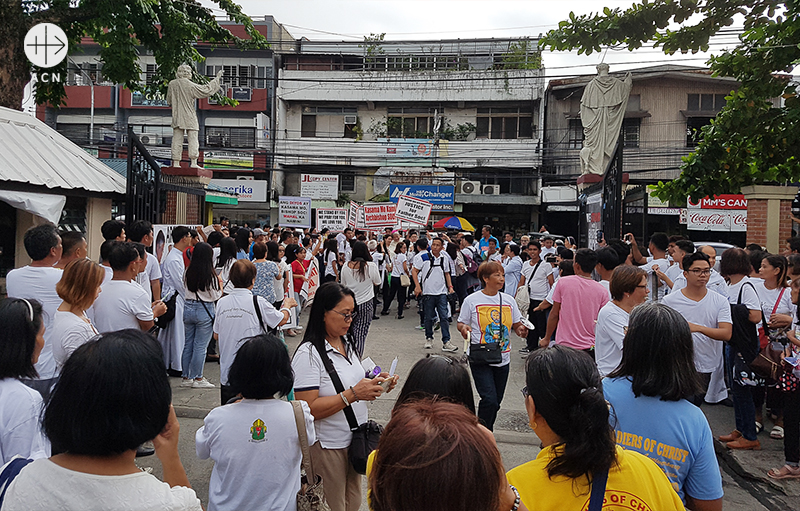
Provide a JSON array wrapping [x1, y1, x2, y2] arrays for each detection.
[[476, 304, 512, 352], [250, 418, 267, 442]]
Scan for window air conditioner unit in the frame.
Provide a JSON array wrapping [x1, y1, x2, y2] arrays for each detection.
[[140, 133, 161, 145], [482, 184, 501, 195], [344, 115, 358, 125], [459, 181, 482, 195]]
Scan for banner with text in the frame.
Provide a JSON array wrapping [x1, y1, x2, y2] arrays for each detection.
[[278, 196, 312, 229], [363, 203, 397, 228], [687, 194, 747, 210], [316, 208, 349, 232], [395, 195, 433, 226], [300, 174, 339, 200], [389, 185, 454, 212], [687, 209, 747, 232], [348, 201, 359, 228]]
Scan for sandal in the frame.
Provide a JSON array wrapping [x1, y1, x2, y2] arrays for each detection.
[[755, 421, 764, 434], [768, 465, 800, 480], [770, 426, 785, 440]]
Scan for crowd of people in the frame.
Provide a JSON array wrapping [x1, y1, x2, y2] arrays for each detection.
[[3, 217, 800, 511]]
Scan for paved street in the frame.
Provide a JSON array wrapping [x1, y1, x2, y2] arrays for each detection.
[[140, 305, 800, 510]]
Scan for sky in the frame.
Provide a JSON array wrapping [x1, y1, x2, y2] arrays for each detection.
[[202, 0, 744, 78]]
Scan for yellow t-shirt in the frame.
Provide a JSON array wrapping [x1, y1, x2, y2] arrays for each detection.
[[507, 445, 685, 511]]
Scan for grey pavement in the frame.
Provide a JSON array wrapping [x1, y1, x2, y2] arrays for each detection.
[[151, 304, 800, 510]]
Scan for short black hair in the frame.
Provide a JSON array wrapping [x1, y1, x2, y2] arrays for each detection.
[[788, 237, 800, 253], [649, 232, 669, 252], [394, 355, 475, 414], [416, 238, 428, 251], [527, 240, 541, 250], [44, 329, 171, 456], [23, 223, 60, 261], [609, 302, 701, 401], [207, 231, 224, 247], [228, 334, 294, 399], [171, 226, 191, 243], [574, 248, 597, 273], [101, 220, 125, 241], [463, 234, 474, 244], [344, 227, 353, 234], [745, 243, 764, 253], [720, 248, 752, 278], [595, 247, 620, 271], [59, 231, 86, 257], [674, 240, 695, 255], [108, 241, 139, 271], [0, 298, 43, 379], [100, 239, 115, 263], [507, 244, 521, 257], [127, 220, 153, 243], [748, 249, 767, 274], [682, 251, 710, 271], [559, 248, 574, 260]]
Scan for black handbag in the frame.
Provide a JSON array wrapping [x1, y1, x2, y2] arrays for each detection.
[[311, 340, 383, 475], [154, 291, 178, 329], [468, 293, 503, 365]]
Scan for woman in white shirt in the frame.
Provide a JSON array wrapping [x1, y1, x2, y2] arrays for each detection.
[[52, 258, 103, 373], [323, 238, 340, 283], [381, 241, 410, 319], [196, 334, 315, 511], [2, 329, 201, 511], [215, 237, 237, 294], [292, 283, 396, 511], [340, 241, 382, 358], [182, 243, 224, 389], [0, 298, 50, 464]]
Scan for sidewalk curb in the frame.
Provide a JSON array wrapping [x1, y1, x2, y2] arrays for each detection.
[[174, 405, 212, 420], [713, 439, 788, 495]]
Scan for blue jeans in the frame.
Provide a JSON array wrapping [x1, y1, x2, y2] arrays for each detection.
[[182, 299, 215, 380], [470, 362, 510, 431], [726, 344, 757, 440], [423, 294, 450, 343]]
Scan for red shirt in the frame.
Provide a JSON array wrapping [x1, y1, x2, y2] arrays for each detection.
[[291, 259, 310, 294]]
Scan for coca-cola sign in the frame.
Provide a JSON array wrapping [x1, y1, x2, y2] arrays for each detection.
[[687, 209, 747, 232]]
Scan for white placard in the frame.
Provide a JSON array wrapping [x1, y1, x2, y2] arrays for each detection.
[[395, 195, 432, 226], [316, 208, 349, 232], [209, 179, 267, 202], [300, 174, 339, 200], [363, 203, 397, 227], [348, 201, 359, 228], [278, 196, 312, 228]]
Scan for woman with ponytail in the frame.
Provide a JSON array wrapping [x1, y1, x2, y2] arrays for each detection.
[[604, 302, 723, 510], [507, 345, 683, 511]]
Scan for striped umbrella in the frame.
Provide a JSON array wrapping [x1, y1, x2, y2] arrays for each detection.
[[432, 216, 475, 231]]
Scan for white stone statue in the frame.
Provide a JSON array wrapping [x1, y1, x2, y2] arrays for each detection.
[[579, 63, 633, 176], [166, 64, 224, 168]]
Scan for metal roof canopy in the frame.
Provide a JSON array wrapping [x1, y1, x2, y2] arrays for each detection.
[[0, 106, 126, 197]]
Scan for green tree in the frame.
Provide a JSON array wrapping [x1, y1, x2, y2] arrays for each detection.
[[4, 0, 268, 109], [543, 1, 800, 202]]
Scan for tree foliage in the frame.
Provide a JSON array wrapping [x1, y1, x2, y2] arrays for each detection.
[[542, 0, 800, 202], [8, 0, 268, 109]]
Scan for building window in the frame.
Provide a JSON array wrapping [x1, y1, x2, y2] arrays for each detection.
[[145, 64, 158, 85], [205, 127, 255, 148], [300, 107, 358, 138], [301, 115, 317, 138], [340, 172, 355, 193], [622, 118, 640, 148], [475, 107, 534, 139], [387, 107, 437, 138], [686, 117, 713, 147], [687, 93, 727, 112], [207, 65, 268, 88], [568, 119, 584, 149]]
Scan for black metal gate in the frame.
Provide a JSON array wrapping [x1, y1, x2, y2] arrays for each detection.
[[602, 135, 624, 241], [126, 127, 162, 225]]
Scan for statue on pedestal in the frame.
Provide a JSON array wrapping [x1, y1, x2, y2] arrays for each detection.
[[579, 63, 633, 175], [166, 64, 224, 168]]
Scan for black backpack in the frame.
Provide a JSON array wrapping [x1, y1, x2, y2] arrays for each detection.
[[729, 282, 759, 363]]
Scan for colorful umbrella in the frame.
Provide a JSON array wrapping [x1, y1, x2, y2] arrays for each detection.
[[432, 216, 475, 231]]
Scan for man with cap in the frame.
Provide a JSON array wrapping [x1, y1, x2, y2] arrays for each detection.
[[248, 228, 266, 260]]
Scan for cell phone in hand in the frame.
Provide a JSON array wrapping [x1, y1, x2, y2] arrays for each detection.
[[596, 231, 604, 243]]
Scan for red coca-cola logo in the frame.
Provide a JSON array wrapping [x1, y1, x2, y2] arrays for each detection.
[[689, 212, 727, 225], [732, 214, 747, 226]]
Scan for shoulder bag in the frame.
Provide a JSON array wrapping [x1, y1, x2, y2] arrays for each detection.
[[292, 401, 331, 511], [253, 295, 279, 336], [587, 468, 608, 511], [468, 293, 503, 365], [311, 341, 383, 475], [730, 282, 763, 387], [153, 291, 178, 329], [750, 288, 789, 381]]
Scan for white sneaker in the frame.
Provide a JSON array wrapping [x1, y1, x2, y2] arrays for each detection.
[[442, 342, 459, 352], [180, 378, 193, 388], [424, 338, 433, 349], [192, 377, 215, 389]]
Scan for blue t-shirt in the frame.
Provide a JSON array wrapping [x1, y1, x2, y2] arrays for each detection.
[[478, 236, 499, 259], [603, 376, 723, 503]]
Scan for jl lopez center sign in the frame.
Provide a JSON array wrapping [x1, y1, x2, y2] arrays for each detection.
[[686, 194, 747, 232], [300, 174, 339, 200]]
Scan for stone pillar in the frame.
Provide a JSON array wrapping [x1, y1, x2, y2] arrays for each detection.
[[85, 198, 112, 263], [741, 185, 795, 253]]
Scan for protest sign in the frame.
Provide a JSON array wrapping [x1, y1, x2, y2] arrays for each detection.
[[348, 201, 359, 228], [278, 196, 312, 228], [395, 195, 433, 226], [316, 208, 348, 232], [363, 203, 397, 228]]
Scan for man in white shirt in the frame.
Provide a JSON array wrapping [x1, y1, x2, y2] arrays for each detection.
[[53, 232, 87, 270], [127, 220, 162, 301], [93, 242, 167, 333], [540, 236, 557, 258], [101, 219, 126, 242], [699, 245, 728, 296], [662, 251, 732, 408], [336, 228, 354, 261], [159, 226, 192, 374], [594, 247, 619, 298], [413, 238, 457, 352], [6, 223, 63, 398], [518, 241, 554, 355], [503, 232, 516, 246], [663, 239, 695, 290], [629, 232, 670, 302]]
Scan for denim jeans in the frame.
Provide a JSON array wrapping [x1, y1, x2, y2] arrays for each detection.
[[725, 344, 757, 440], [423, 294, 450, 343], [182, 299, 215, 380], [469, 362, 510, 431]]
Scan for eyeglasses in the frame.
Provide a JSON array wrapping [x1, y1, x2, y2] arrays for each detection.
[[687, 269, 712, 276], [521, 385, 529, 398], [330, 309, 357, 321]]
